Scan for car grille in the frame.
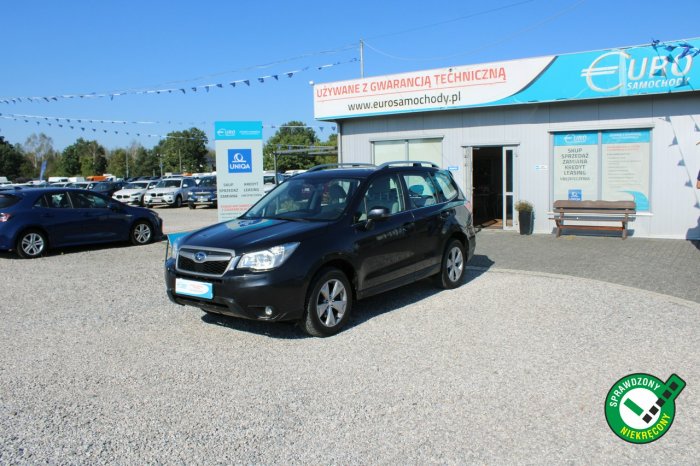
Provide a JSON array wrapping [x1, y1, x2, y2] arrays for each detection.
[[177, 247, 234, 277]]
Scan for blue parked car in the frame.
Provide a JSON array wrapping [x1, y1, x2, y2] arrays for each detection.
[[0, 187, 163, 258], [187, 175, 217, 209]]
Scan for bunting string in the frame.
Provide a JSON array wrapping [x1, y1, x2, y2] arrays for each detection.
[[0, 113, 336, 140], [651, 39, 700, 59], [0, 58, 357, 105]]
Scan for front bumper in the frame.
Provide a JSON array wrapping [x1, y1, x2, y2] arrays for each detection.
[[187, 194, 217, 206], [164, 258, 307, 322], [145, 194, 177, 205]]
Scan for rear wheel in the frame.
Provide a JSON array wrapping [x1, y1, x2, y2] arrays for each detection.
[[130, 220, 153, 245], [16, 230, 47, 259], [435, 238, 466, 289], [302, 268, 352, 337]]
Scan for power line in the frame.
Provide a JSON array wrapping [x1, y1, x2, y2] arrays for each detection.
[[363, 0, 587, 63]]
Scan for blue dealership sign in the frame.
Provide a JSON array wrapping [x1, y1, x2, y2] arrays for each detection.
[[227, 149, 253, 173]]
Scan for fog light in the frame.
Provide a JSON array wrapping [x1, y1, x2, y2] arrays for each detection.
[[264, 306, 273, 316]]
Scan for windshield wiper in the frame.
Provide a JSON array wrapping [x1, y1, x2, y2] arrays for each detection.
[[266, 215, 310, 222]]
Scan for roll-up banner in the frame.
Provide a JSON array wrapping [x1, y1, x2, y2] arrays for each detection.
[[214, 121, 264, 222]]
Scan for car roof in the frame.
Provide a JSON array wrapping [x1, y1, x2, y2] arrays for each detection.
[[294, 161, 441, 180]]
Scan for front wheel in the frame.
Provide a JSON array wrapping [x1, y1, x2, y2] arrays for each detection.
[[130, 220, 153, 245], [302, 268, 352, 337], [17, 229, 47, 259], [173, 196, 182, 208], [435, 238, 466, 289]]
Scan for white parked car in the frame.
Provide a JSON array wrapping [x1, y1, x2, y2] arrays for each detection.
[[143, 177, 196, 208], [112, 181, 158, 206]]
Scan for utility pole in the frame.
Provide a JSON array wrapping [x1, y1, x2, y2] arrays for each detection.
[[178, 149, 182, 173], [360, 39, 364, 78]]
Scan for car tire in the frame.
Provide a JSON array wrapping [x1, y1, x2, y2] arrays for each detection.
[[173, 196, 182, 208], [302, 268, 352, 337], [435, 238, 466, 289], [16, 229, 47, 259], [130, 220, 153, 245], [188, 202, 195, 209]]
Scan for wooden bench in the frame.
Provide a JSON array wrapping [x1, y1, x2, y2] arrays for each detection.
[[553, 200, 636, 239]]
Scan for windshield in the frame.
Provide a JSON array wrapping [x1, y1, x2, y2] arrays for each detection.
[[198, 177, 216, 187], [157, 179, 182, 188], [125, 182, 148, 190], [263, 175, 275, 184], [243, 176, 361, 221]]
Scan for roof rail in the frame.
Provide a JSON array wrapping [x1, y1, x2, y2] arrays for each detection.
[[307, 163, 376, 172], [377, 161, 440, 169]]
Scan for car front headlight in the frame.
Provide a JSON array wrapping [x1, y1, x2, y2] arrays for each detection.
[[237, 242, 299, 272]]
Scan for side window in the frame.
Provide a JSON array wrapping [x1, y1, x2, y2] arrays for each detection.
[[403, 173, 439, 208], [433, 171, 459, 202], [43, 192, 71, 209], [69, 191, 108, 209], [34, 195, 49, 208], [356, 175, 403, 221]]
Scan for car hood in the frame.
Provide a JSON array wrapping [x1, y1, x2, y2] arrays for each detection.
[[179, 217, 328, 252], [114, 188, 146, 195]]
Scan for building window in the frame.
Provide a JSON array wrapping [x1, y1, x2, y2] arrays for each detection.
[[372, 138, 442, 166], [552, 129, 651, 211]]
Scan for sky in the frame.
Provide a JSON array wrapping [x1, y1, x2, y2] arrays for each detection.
[[1, 0, 698, 152]]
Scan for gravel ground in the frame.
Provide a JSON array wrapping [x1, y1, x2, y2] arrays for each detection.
[[1, 207, 698, 464]]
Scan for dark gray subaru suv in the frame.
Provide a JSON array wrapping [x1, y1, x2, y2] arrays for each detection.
[[165, 162, 475, 336]]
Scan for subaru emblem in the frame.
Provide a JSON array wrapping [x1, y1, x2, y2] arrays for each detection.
[[194, 251, 207, 263]]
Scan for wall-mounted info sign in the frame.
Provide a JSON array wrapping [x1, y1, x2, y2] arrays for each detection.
[[214, 121, 264, 222]]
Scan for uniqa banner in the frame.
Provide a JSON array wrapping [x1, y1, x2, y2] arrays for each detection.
[[314, 38, 700, 120], [214, 121, 264, 222]]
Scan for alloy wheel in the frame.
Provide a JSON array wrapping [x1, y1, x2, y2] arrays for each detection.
[[21, 233, 45, 257], [446, 246, 464, 282], [316, 279, 348, 327]]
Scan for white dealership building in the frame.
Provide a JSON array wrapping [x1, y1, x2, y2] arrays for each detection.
[[314, 38, 700, 239]]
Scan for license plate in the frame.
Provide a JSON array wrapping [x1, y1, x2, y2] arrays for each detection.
[[175, 278, 213, 299], [198, 196, 208, 201]]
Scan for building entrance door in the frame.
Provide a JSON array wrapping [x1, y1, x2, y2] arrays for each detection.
[[463, 145, 516, 230]]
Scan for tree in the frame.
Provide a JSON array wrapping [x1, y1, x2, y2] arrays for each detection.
[[59, 138, 107, 176], [23, 133, 54, 174], [151, 128, 209, 174], [0, 136, 30, 181], [133, 147, 160, 177], [107, 148, 129, 179], [263, 121, 330, 172]]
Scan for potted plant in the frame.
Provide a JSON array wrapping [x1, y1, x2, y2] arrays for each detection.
[[515, 200, 534, 235]]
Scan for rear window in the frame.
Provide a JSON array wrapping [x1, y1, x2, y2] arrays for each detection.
[[433, 171, 460, 201], [0, 194, 20, 208]]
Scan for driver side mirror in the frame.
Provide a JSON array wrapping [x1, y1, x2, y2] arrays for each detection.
[[363, 206, 390, 230], [367, 207, 390, 220]]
